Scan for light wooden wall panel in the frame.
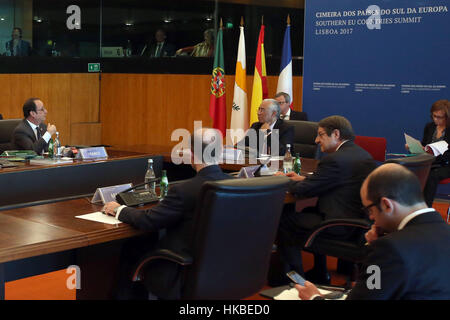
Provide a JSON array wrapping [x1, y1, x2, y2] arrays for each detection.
[[0, 74, 32, 118], [101, 73, 303, 147], [70, 73, 100, 123], [1, 73, 101, 146], [31, 74, 72, 145], [70, 123, 102, 146]]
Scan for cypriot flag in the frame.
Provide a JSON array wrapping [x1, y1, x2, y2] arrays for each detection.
[[230, 19, 248, 143]]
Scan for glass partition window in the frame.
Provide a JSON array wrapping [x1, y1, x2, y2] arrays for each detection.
[[1, 0, 304, 59]]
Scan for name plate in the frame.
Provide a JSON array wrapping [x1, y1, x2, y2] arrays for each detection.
[[91, 183, 133, 204], [80, 147, 108, 160], [223, 147, 243, 161]]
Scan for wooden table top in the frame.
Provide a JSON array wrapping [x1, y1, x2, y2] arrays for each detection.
[[0, 149, 152, 174], [0, 198, 147, 263]]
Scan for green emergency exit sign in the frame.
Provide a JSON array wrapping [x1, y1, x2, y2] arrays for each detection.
[[88, 63, 101, 72]]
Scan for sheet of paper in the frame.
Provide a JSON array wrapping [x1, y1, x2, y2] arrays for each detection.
[[404, 133, 425, 154], [274, 287, 347, 300], [75, 211, 122, 225]]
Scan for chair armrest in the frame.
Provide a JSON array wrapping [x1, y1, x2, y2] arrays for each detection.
[[304, 218, 372, 248], [132, 249, 193, 282]]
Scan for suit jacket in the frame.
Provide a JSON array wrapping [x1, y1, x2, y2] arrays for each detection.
[[144, 41, 175, 57], [241, 119, 294, 156], [6, 39, 31, 56], [12, 119, 48, 154], [348, 211, 450, 300], [118, 165, 230, 298], [288, 141, 377, 220], [421, 122, 450, 165], [287, 110, 308, 121]]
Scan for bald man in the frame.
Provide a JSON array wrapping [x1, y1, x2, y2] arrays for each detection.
[[103, 128, 231, 299], [296, 163, 450, 300]]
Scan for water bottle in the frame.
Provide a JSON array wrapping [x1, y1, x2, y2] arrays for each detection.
[[48, 138, 54, 158], [159, 170, 169, 199], [144, 159, 156, 196], [283, 144, 293, 173], [53, 132, 61, 158], [126, 40, 132, 57], [293, 153, 302, 175]]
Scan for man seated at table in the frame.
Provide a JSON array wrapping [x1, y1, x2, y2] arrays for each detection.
[[12, 98, 57, 155], [103, 128, 231, 299], [296, 163, 450, 300], [274, 92, 308, 121], [270, 115, 377, 285], [237, 99, 294, 156]]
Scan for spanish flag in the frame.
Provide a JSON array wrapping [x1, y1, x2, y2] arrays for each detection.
[[209, 21, 226, 137], [249, 20, 268, 125], [230, 18, 248, 143]]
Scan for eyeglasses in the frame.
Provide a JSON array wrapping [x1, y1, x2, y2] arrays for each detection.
[[432, 114, 446, 120], [316, 131, 328, 138], [35, 107, 46, 112], [257, 107, 267, 113], [361, 202, 378, 215]]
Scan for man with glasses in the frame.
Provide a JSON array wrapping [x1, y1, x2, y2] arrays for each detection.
[[270, 115, 377, 285], [12, 98, 57, 154], [238, 98, 294, 156], [296, 163, 450, 299], [274, 92, 308, 121]]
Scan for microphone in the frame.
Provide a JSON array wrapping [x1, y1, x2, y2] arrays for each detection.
[[120, 178, 160, 193]]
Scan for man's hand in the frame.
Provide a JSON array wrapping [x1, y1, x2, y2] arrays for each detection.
[[295, 281, 322, 300], [47, 123, 57, 136], [365, 224, 384, 244], [285, 171, 306, 182], [102, 201, 121, 216]]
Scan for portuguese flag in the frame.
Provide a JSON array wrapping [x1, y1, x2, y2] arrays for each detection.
[[209, 22, 227, 137]]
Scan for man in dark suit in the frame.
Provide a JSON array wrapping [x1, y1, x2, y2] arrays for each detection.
[[141, 29, 175, 58], [12, 98, 57, 154], [275, 92, 308, 121], [5, 27, 31, 57], [270, 115, 377, 285], [296, 163, 450, 300], [103, 128, 230, 299], [238, 99, 294, 156]]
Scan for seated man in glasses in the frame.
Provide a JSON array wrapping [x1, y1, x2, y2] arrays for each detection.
[[270, 115, 377, 285], [236, 99, 294, 157], [296, 163, 450, 300], [12, 98, 57, 155]]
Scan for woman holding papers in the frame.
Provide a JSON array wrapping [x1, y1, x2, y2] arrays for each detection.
[[416, 99, 450, 207]]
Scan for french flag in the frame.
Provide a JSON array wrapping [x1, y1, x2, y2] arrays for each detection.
[[276, 22, 293, 109]]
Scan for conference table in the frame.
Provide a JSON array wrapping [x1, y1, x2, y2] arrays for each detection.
[[0, 145, 319, 299]]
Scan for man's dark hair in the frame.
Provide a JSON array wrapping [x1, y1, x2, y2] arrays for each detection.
[[366, 165, 425, 206], [275, 92, 291, 105], [318, 115, 355, 141], [13, 27, 23, 38], [23, 98, 40, 118]]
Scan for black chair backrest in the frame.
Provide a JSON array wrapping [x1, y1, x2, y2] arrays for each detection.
[[183, 176, 289, 300], [0, 119, 21, 153], [385, 153, 435, 190], [284, 120, 320, 159]]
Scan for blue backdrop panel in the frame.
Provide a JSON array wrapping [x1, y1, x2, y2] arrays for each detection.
[[302, 0, 450, 152]]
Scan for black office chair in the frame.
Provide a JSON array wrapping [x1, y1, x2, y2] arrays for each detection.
[[303, 153, 436, 282], [131, 176, 290, 300], [385, 153, 435, 190], [0, 119, 21, 153], [284, 120, 321, 159]]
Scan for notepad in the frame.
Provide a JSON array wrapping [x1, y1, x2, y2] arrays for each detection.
[[404, 133, 448, 156], [75, 211, 122, 225], [274, 287, 347, 300]]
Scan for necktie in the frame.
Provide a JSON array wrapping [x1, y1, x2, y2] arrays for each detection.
[[155, 43, 162, 57], [36, 126, 42, 140]]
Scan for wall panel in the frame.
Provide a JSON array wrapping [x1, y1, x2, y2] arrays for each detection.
[[101, 73, 303, 147]]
